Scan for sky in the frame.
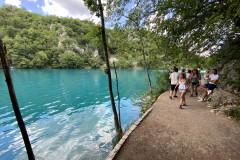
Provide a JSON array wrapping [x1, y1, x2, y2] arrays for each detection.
[[0, 0, 98, 22], [0, 0, 138, 27]]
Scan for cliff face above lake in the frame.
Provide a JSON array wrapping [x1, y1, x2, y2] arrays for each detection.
[[0, 6, 154, 69]]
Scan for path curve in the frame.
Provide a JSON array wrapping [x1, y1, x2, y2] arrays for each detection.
[[113, 91, 240, 160]]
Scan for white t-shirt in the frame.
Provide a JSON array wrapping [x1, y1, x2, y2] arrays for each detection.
[[186, 73, 191, 79], [209, 74, 219, 84], [170, 72, 179, 85]]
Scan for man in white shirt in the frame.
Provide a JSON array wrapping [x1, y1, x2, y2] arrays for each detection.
[[198, 69, 219, 101], [169, 68, 179, 99], [186, 70, 191, 81]]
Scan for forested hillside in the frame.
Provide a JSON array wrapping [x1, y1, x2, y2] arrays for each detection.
[[0, 5, 205, 69], [0, 6, 107, 68]]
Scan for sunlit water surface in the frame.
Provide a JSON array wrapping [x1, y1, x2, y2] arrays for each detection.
[[0, 69, 157, 160]]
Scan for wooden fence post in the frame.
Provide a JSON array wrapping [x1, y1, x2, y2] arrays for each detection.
[[0, 39, 35, 160]]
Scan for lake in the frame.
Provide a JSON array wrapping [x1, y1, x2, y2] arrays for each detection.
[[0, 69, 157, 160]]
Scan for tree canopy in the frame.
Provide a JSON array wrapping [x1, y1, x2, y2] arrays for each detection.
[[149, 0, 240, 54]]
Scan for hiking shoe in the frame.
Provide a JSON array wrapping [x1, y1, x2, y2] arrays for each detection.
[[198, 99, 205, 102], [169, 96, 172, 99], [190, 94, 193, 97], [179, 105, 183, 109], [174, 95, 178, 98], [207, 90, 212, 95], [182, 103, 187, 106]]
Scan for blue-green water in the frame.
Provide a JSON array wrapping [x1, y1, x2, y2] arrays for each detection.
[[0, 69, 156, 160]]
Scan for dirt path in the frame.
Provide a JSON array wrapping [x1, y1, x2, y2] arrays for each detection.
[[114, 91, 240, 160]]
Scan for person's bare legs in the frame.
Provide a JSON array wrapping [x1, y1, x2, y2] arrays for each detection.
[[193, 88, 196, 95], [170, 90, 173, 97], [174, 89, 178, 97], [180, 92, 184, 104], [183, 93, 186, 104], [199, 85, 208, 100]]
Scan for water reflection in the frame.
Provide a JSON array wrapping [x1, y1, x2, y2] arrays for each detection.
[[0, 69, 155, 160]]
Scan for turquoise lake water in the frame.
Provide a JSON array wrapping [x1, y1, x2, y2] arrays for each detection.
[[0, 69, 157, 160]]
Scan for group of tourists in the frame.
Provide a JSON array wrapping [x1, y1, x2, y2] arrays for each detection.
[[169, 66, 220, 109]]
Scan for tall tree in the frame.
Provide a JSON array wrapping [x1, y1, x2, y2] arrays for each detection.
[[108, 0, 154, 94], [84, 0, 123, 139], [0, 39, 35, 159]]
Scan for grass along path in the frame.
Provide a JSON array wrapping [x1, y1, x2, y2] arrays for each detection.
[[113, 90, 240, 160]]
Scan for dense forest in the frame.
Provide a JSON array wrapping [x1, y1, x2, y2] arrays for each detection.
[[0, 6, 104, 68], [0, 5, 206, 69], [0, 1, 239, 92]]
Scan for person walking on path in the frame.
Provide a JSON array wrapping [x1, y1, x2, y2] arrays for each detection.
[[175, 73, 190, 109], [186, 70, 191, 83], [169, 68, 179, 99], [186, 70, 191, 92], [198, 69, 219, 102], [169, 66, 176, 73], [190, 69, 201, 97], [181, 68, 185, 74]]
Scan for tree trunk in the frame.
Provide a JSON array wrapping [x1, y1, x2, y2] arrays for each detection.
[[0, 39, 35, 160], [138, 28, 153, 95], [113, 62, 121, 129], [98, 0, 123, 139]]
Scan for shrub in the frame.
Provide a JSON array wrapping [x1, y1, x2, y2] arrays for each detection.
[[224, 108, 240, 121], [135, 70, 170, 113]]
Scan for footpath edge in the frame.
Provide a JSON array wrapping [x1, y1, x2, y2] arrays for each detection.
[[105, 91, 167, 160]]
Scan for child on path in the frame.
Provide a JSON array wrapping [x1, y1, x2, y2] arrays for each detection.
[[175, 73, 190, 109]]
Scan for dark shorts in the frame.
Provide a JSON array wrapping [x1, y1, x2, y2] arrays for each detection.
[[191, 81, 199, 88], [171, 85, 179, 91], [205, 84, 216, 90]]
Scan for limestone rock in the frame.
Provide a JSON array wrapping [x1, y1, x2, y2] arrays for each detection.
[[209, 89, 239, 109], [208, 89, 240, 116]]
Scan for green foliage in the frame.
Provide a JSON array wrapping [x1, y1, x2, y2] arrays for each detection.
[[134, 71, 170, 113], [58, 52, 80, 68], [115, 57, 134, 68], [206, 37, 240, 91], [225, 108, 240, 121], [153, 71, 171, 95], [89, 56, 104, 68], [150, 0, 240, 54], [0, 5, 210, 70], [102, 66, 109, 74], [30, 51, 48, 68], [0, 5, 105, 68]]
